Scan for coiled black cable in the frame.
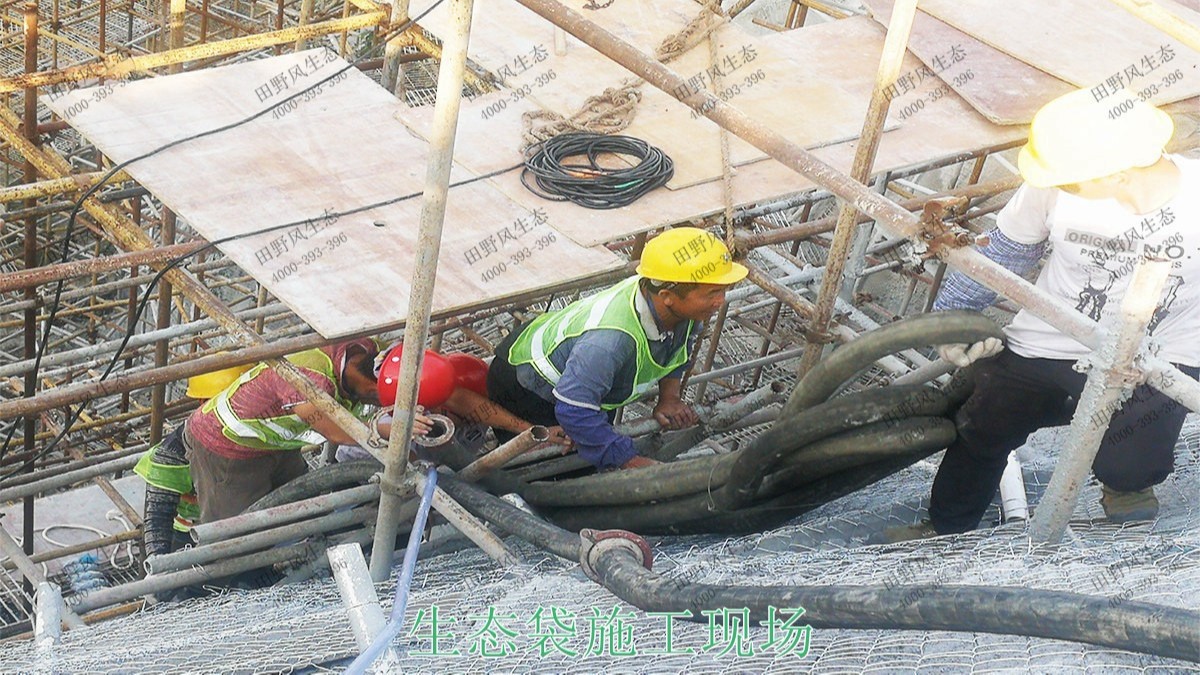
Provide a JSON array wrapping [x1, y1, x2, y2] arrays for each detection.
[[520, 132, 674, 209]]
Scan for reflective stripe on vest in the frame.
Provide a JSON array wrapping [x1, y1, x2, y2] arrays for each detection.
[[133, 447, 193, 495], [200, 348, 364, 451], [507, 277, 694, 410], [173, 492, 199, 533]]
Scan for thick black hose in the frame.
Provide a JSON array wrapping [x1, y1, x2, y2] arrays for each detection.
[[438, 472, 1200, 662], [437, 474, 580, 560], [661, 452, 939, 535], [782, 311, 1003, 417], [245, 459, 382, 512], [594, 549, 1200, 663], [721, 385, 948, 510], [521, 416, 952, 508], [544, 450, 936, 536]]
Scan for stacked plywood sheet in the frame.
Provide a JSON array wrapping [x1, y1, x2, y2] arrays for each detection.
[[44, 50, 624, 338]]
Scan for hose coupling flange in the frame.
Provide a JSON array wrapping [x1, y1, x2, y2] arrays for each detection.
[[579, 528, 653, 583]]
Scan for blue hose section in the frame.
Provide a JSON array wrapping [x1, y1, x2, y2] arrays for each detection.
[[344, 467, 439, 674]]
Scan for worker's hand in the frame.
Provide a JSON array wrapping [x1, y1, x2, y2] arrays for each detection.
[[412, 406, 433, 437], [653, 399, 700, 430], [545, 426, 573, 451], [937, 338, 1003, 368], [620, 455, 660, 470]]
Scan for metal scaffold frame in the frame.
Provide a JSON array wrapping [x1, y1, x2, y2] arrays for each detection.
[[0, 0, 1196, 640]]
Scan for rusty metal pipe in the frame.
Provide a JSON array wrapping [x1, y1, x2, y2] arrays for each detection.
[[793, 0, 915, 378], [370, 0, 476, 581]]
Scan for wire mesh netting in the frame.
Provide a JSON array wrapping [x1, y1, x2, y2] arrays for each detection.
[[2, 412, 1198, 673]]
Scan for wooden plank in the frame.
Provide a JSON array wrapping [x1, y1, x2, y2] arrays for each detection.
[[397, 18, 1028, 248], [919, 0, 1200, 106], [422, 1, 893, 189], [44, 50, 622, 339], [863, 0, 1073, 125]]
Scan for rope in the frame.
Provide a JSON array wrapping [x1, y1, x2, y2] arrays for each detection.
[[520, 5, 725, 148]]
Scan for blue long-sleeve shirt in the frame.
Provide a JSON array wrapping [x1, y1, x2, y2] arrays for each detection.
[[514, 286, 701, 468], [932, 227, 1047, 311]]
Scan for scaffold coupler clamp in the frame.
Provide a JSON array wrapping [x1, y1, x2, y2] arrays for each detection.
[[916, 196, 975, 258], [579, 528, 653, 583]]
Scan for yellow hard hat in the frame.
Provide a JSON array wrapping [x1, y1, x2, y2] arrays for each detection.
[[1017, 88, 1173, 188], [635, 227, 748, 285], [186, 363, 254, 399]]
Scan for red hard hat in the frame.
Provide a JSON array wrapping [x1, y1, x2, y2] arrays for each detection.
[[445, 352, 489, 397], [376, 345, 456, 409]]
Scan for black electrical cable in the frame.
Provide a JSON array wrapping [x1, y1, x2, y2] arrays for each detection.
[[0, 0, 451, 473], [520, 132, 674, 209]]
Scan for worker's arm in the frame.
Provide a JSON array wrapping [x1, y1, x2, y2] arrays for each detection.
[[553, 330, 649, 469], [933, 185, 1051, 312], [653, 376, 700, 430], [443, 387, 571, 446], [292, 402, 431, 445]]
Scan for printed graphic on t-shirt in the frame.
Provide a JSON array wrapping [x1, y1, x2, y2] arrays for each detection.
[[1148, 275, 1185, 335]]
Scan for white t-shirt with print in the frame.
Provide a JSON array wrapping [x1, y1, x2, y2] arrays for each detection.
[[1000, 155, 1200, 367]]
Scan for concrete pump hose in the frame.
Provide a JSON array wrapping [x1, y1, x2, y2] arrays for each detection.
[[594, 547, 1200, 663], [244, 459, 382, 513], [436, 475, 1200, 661], [544, 449, 941, 536], [781, 311, 1004, 418], [520, 416, 952, 508], [720, 384, 949, 511]]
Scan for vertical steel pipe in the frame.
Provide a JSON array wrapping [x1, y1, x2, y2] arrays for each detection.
[[793, 0, 917, 379], [369, 0, 476, 581], [21, 0, 41, 605], [381, 0, 411, 93], [1029, 258, 1172, 543]]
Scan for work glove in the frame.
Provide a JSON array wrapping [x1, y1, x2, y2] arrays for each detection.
[[937, 338, 1003, 367]]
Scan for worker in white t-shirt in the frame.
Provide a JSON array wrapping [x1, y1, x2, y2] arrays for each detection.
[[883, 89, 1199, 543]]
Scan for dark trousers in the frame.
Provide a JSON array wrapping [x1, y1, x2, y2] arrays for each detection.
[[487, 325, 559, 444], [182, 421, 308, 523], [929, 350, 1197, 534]]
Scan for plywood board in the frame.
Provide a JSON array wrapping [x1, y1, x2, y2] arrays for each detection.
[[863, 0, 1073, 124], [422, 1, 895, 189], [421, 0, 701, 116], [44, 50, 622, 339], [397, 17, 1028, 248], [621, 20, 896, 188], [920, 0, 1200, 106]]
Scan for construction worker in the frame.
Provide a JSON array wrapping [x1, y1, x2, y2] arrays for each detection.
[[487, 227, 748, 470], [135, 363, 251, 556], [334, 346, 571, 462], [182, 339, 433, 523], [883, 89, 1200, 542]]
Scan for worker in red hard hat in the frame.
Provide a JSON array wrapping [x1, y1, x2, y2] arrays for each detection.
[[182, 339, 433, 524], [882, 89, 1200, 543], [362, 344, 570, 460]]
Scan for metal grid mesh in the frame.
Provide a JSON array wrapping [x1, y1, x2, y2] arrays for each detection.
[[2, 415, 1198, 672]]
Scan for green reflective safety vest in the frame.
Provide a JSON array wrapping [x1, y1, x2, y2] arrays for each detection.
[[199, 348, 367, 451], [133, 447, 199, 533], [507, 277, 695, 410]]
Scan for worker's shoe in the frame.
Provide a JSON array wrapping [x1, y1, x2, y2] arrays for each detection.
[[871, 520, 940, 545], [1100, 486, 1159, 523]]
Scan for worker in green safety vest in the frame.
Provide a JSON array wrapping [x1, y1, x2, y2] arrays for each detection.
[[136, 362, 253, 556], [181, 339, 433, 524], [487, 227, 748, 470]]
